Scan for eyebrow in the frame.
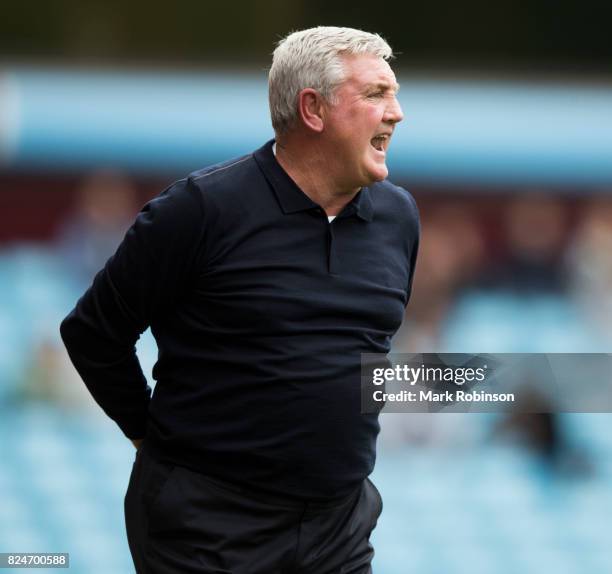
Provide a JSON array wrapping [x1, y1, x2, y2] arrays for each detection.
[[364, 82, 400, 94]]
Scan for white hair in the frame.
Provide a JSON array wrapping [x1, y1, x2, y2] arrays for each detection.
[[268, 26, 393, 135]]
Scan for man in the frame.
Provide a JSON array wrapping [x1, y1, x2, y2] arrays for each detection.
[[60, 26, 419, 573]]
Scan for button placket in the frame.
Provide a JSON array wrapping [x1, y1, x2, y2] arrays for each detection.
[[327, 221, 338, 274]]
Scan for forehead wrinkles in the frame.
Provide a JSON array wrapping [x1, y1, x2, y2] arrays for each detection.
[[363, 80, 400, 94], [340, 56, 397, 90], [338, 76, 399, 103]]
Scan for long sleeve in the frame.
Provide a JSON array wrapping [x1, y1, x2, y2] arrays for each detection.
[[405, 193, 420, 304], [60, 178, 206, 438]]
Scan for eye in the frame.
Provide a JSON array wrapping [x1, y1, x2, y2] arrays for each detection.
[[368, 91, 384, 99]]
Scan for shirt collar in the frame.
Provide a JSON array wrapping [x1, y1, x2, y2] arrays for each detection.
[[253, 139, 374, 222]]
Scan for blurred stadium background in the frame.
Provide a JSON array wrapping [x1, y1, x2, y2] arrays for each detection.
[[1, 2, 612, 573]]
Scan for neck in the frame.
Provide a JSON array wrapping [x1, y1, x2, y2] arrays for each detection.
[[274, 136, 360, 216]]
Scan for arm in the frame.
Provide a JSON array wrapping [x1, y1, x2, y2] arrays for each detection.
[[131, 438, 144, 450], [60, 178, 206, 440], [405, 193, 421, 305]]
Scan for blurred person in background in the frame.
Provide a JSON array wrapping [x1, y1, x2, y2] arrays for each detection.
[[56, 168, 139, 287], [12, 169, 140, 413], [566, 195, 612, 344], [393, 203, 484, 352], [60, 26, 419, 573], [384, 205, 484, 449], [2, 170, 138, 412], [484, 193, 569, 294]]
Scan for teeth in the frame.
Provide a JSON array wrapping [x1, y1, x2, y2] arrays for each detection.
[[371, 134, 388, 151]]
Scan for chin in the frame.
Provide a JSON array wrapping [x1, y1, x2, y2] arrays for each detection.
[[365, 163, 388, 183]]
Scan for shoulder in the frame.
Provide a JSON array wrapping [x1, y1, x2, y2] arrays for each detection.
[[138, 177, 204, 234], [180, 153, 269, 220], [369, 179, 419, 224], [187, 153, 260, 195], [189, 153, 254, 181]]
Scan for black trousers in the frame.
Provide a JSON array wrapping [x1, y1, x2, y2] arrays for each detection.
[[125, 445, 382, 573]]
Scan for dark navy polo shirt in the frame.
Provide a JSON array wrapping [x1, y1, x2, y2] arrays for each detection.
[[60, 139, 420, 499]]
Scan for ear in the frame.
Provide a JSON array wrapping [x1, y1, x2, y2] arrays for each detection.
[[297, 88, 325, 133]]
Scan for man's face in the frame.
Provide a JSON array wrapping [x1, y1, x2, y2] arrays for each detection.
[[322, 53, 403, 189]]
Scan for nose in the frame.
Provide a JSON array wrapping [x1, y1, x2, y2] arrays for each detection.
[[384, 95, 404, 125]]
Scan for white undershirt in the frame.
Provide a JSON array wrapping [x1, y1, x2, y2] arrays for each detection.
[[272, 143, 336, 223]]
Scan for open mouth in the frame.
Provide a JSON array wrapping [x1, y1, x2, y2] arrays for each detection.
[[370, 134, 390, 153]]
